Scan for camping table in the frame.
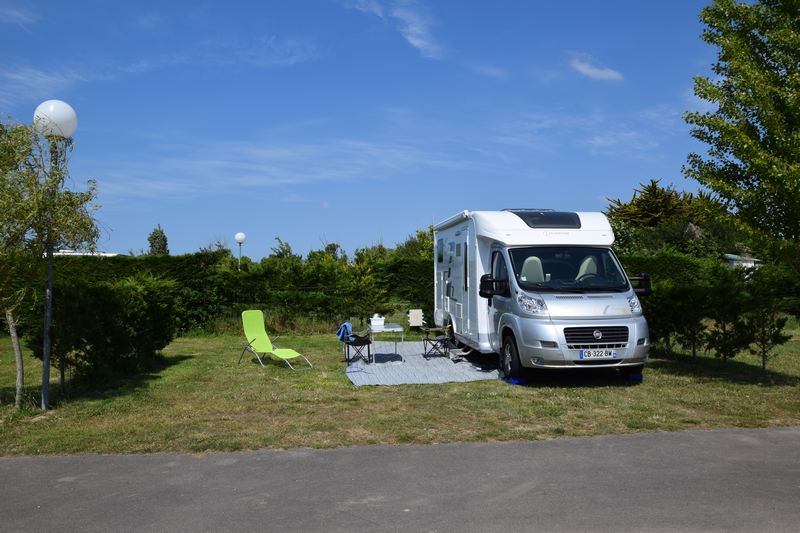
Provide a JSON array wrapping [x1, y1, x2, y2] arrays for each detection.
[[368, 323, 405, 354]]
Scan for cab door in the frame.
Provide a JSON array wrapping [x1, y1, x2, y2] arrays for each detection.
[[487, 249, 512, 353]]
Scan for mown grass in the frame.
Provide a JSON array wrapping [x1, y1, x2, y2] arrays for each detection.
[[1, 323, 799, 455]]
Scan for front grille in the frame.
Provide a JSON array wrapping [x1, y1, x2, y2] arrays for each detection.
[[564, 326, 629, 350], [568, 342, 628, 350], [574, 359, 623, 366]]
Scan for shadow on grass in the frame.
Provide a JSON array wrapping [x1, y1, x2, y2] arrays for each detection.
[[462, 351, 637, 388], [0, 353, 194, 409], [513, 367, 638, 388], [647, 351, 800, 386], [469, 346, 799, 388]]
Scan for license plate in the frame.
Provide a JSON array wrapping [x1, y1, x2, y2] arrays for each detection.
[[579, 349, 617, 360]]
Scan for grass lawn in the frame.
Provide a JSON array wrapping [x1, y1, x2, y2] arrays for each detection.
[[2, 325, 799, 455]]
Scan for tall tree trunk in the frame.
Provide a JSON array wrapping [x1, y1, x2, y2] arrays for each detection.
[[6, 309, 24, 410]]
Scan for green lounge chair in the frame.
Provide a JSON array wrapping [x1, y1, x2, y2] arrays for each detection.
[[239, 310, 312, 370]]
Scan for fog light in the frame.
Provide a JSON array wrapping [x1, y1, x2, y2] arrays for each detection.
[[637, 338, 647, 346], [532, 357, 544, 365]]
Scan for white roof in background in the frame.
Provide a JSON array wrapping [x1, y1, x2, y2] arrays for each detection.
[[54, 249, 120, 257]]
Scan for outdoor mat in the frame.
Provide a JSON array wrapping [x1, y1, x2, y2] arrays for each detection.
[[345, 341, 501, 386]]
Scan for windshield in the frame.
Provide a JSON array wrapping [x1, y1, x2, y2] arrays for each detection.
[[508, 246, 629, 293]]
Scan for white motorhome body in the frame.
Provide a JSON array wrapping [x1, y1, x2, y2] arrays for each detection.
[[433, 209, 649, 375]]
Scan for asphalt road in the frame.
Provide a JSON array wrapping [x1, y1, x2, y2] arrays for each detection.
[[2, 427, 799, 532]]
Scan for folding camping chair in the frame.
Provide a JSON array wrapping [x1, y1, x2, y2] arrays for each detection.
[[337, 322, 373, 364], [422, 320, 451, 359]]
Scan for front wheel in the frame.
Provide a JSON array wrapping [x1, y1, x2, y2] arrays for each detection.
[[619, 364, 644, 378], [501, 335, 522, 379]]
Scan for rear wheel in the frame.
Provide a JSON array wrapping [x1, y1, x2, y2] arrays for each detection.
[[501, 335, 522, 379]]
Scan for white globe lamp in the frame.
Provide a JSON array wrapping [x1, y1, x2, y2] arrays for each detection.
[[33, 100, 78, 138], [235, 232, 246, 271]]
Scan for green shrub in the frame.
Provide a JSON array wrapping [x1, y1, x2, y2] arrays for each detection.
[[621, 252, 717, 353], [24, 274, 177, 377], [374, 256, 434, 322]]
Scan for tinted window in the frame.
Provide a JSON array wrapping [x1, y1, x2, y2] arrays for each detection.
[[507, 210, 581, 229], [492, 251, 510, 295]]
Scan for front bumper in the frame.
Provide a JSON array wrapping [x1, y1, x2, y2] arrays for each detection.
[[515, 315, 649, 369]]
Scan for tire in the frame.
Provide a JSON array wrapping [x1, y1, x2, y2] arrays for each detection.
[[501, 334, 523, 379]]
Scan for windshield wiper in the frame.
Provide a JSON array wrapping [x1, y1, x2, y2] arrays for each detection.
[[578, 286, 628, 293], [521, 283, 585, 293]]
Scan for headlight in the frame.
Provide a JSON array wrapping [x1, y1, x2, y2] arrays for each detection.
[[628, 295, 642, 314], [517, 292, 548, 316]]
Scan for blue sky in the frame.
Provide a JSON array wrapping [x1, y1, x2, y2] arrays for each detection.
[[1, 0, 714, 259]]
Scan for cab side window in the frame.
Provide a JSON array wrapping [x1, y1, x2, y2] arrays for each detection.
[[492, 251, 510, 296]]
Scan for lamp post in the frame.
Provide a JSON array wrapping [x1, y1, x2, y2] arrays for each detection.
[[33, 99, 77, 410], [235, 232, 246, 271]]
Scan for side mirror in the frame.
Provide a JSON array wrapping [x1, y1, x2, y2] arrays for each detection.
[[479, 274, 495, 298], [629, 272, 652, 296]]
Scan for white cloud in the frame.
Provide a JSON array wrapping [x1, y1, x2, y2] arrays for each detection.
[[0, 33, 316, 107], [91, 135, 477, 200], [0, 4, 38, 27], [199, 36, 318, 68], [487, 108, 668, 159], [569, 54, 623, 81], [390, 2, 442, 59], [345, 0, 443, 60], [137, 12, 164, 30], [638, 104, 684, 132], [0, 67, 84, 107], [586, 128, 658, 157], [468, 63, 509, 80], [342, 0, 385, 18]]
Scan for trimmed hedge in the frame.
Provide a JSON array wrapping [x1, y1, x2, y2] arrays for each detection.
[[36, 250, 434, 335], [619, 251, 718, 283], [374, 256, 434, 322], [24, 273, 177, 377], [53, 250, 226, 333]]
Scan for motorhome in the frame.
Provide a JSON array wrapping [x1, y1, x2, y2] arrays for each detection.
[[433, 209, 650, 378]]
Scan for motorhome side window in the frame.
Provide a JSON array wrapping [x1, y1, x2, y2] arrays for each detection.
[[491, 251, 509, 295], [437, 239, 444, 263]]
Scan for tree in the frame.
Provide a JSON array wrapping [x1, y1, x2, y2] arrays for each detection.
[[0, 120, 98, 409], [745, 264, 792, 373], [704, 264, 753, 363], [348, 249, 388, 326], [147, 224, 169, 255], [0, 121, 41, 409], [607, 180, 743, 257], [395, 226, 434, 261], [684, 0, 800, 243], [672, 282, 711, 358]]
